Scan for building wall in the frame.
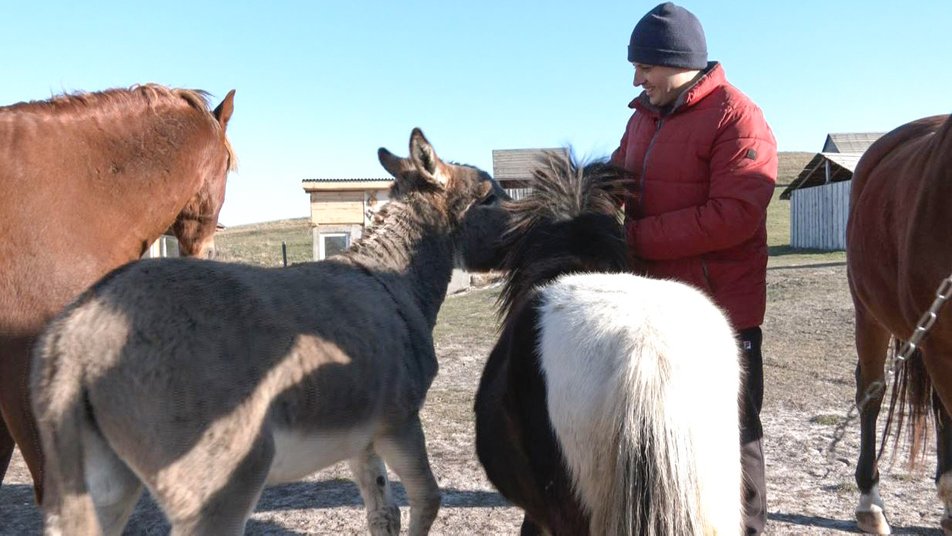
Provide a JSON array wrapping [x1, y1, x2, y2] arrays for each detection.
[[310, 191, 364, 226], [308, 187, 391, 260], [790, 180, 851, 251]]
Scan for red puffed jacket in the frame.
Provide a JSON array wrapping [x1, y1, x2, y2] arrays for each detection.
[[611, 63, 777, 330]]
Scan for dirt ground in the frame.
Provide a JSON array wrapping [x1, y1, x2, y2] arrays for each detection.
[[1, 262, 946, 535]]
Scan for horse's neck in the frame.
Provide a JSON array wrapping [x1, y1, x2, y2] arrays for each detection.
[[340, 199, 455, 326], [4, 108, 203, 260]]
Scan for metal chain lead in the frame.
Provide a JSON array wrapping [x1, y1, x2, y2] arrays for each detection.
[[826, 270, 952, 460]]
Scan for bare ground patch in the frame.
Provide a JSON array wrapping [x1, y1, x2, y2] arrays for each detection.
[[1, 264, 946, 534]]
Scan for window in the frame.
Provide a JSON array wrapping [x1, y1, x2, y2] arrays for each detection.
[[320, 232, 350, 259], [143, 235, 180, 259]]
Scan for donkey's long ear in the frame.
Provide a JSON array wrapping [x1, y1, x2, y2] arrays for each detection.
[[378, 147, 414, 178], [409, 128, 448, 188], [213, 89, 236, 130]]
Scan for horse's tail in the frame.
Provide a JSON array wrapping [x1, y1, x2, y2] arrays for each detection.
[[879, 341, 936, 468], [539, 274, 743, 536], [30, 318, 100, 535]]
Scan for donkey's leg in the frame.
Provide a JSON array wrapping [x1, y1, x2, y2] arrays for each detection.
[[349, 446, 400, 535], [853, 307, 892, 535], [932, 392, 952, 535], [167, 435, 274, 536], [375, 415, 440, 536], [83, 427, 143, 536]]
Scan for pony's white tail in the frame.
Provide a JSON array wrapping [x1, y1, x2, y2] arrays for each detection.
[[538, 273, 743, 536], [30, 321, 100, 535]]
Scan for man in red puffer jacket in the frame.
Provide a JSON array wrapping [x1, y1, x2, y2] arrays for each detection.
[[611, 3, 778, 534]]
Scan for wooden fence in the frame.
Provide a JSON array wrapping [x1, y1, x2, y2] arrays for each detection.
[[789, 180, 851, 251]]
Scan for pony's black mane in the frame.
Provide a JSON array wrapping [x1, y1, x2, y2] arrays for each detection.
[[497, 151, 633, 320]]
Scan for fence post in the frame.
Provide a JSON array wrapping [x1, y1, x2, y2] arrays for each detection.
[[282, 241, 288, 267]]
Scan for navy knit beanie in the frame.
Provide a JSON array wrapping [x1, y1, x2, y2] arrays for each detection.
[[628, 2, 707, 69]]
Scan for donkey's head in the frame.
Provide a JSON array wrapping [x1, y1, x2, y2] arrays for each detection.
[[377, 128, 510, 271]]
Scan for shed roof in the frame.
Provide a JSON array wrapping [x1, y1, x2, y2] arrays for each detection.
[[822, 132, 884, 153], [301, 178, 393, 193], [492, 148, 568, 183], [779, 152, 863, 199]]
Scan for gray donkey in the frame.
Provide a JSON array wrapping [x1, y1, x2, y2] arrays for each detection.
[[31, 128, 508, 536]]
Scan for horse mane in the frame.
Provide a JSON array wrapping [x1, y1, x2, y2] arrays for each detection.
[[2, 84, 210, 116], [2, 84, 236, 170], [497, 151, 633, 320]]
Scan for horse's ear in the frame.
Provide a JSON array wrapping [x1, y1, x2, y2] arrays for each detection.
[[378, 147, 413, 178], [409, 128, 448, 188], [213, 90, 236, 130]]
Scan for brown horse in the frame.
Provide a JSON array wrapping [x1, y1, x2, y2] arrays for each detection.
[[847, 113, 952, 535], [0, 84, 236, 503]]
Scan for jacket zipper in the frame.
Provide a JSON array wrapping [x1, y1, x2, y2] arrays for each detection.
[[639, 118, 664, 211], [701, 258, 712, 290]]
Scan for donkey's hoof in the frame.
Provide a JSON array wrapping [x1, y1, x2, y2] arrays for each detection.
[[367, 505, 401, 536], [855, 508, 891, 534]]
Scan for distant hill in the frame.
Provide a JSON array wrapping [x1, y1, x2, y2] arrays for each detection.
[[214, 217, 313, 266], [777, 151, 814, 186], [216, 153, 814, 265]]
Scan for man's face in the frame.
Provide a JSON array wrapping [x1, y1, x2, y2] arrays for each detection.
[[633, 63, 698, 107]]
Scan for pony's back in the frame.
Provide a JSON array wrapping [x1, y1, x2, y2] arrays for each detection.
[[537, 272, 742, 536]]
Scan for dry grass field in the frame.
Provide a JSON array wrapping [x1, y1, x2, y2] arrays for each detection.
[[3, 152, 947, 534]]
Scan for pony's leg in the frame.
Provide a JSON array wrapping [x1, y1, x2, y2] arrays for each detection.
[[375, 415, 440, 536], [933, 393, 952, 535], [167, 435, 273, 536], [853, 307, 891, 535], [348, 447, 401, 535], [519, 514, 544, 535], [83, 428, 143, 536]]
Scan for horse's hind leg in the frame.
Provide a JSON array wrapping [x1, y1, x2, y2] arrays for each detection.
[[934, 391, 952, 534], [349, 446, 400, 535], [375, 414, 440, 536], [853, 306, 892, 535]]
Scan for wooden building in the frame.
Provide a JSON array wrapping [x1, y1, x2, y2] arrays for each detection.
[[300, 178, 392, 260], [492, 147, 569, 200], [779, 132, 883, 250], [141, 223, 225, 259]]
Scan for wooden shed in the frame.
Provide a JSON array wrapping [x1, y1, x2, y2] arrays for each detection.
[[492, 148, 568, 200], [779, 132, 883, 250], [301, 178, 393, 260]]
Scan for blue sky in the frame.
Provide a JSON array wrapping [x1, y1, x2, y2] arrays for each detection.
[[3, 1, 950, 225]]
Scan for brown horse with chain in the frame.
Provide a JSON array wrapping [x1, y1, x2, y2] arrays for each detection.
[[0, 84, 236, 504], [847, 113, 952, 535]]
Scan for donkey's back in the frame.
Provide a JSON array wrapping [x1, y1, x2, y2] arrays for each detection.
[[33, 257, 433, 534]]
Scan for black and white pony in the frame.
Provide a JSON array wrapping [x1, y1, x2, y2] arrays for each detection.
[[474, 153, 744, 535]]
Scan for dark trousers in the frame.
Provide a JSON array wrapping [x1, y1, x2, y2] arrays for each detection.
[[738, 326, 766, 535]]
